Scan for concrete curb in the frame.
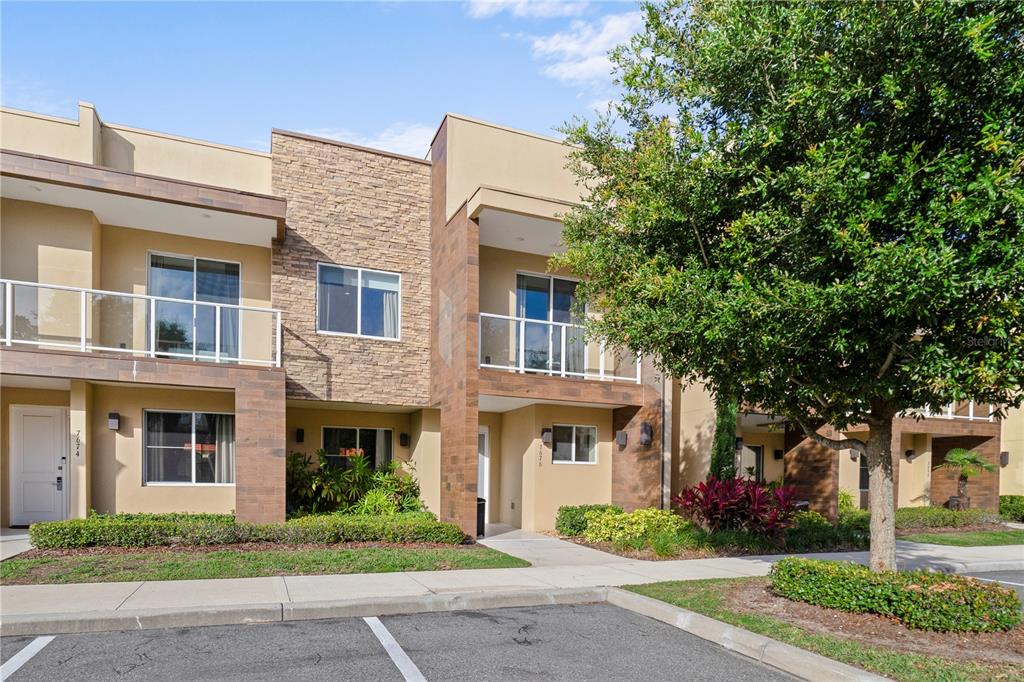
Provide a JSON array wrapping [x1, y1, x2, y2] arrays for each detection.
[[606, 588, 889, 682], [0, 587, 609, 637]]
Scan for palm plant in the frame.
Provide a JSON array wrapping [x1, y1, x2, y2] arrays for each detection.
[[933, 448, 996, 504]]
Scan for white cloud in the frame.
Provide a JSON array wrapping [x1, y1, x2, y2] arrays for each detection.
[[466, 0, 588, 19], [530, 11, 642, 85], [302, 122, 436, 159], [0, 80, 76, 118]]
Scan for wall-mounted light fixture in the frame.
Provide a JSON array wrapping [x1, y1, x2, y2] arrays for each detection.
[[773, 449, 784, 461], [295, 428, 304, 443], [541, 428, 552, 446], [107, 412, 120, 431], [905, 449, 916, 461], [734, 436, 744, 451], [1001, 451, 1010, 467], [639, 422, 653, 447], [399, 433, 410, 448], [849, 450, 859, 462], [616, 430, 628, 448]]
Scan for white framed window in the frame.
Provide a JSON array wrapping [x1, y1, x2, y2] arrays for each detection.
[[551, 424, 598, 464], [322, 426, 394, 470], [144, 410, 235, 485], [316, 263, 401, 340]]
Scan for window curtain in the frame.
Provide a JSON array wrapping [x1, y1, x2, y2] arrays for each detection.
[[565, 327, 586, 375], [382, 289, 399, 338], [215, 415, 235, 484], [375, 428, 391, 469], [146, 413, 166, 482]]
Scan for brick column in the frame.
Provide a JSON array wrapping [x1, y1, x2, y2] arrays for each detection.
[[234, 373, 287, 523]]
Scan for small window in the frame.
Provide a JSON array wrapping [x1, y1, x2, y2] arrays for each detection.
[[551, 424, 597, 464], [859, 454, 869, 491], [322, 426, 393, 470], [144, 410, 235, 484], [317, 264, 400, 339]]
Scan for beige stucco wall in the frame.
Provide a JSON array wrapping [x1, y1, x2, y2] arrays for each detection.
[[498, 404, 613, 532], [897, 433, 932, 507], [837, 448, 861, 503], [1, 102, 271, 193], [1001, 407, 1024, 496], [478, 411, 503, 523], [410, 409, 441, 515], [443, 115, 581, 222], [478, 246, 574, 317], [99, 225, 273, 361], [0, 104, 99, 164], [90, 384, 236, 515], [0, 387, 71, 527], [285, 406, 413, 463], [69, 380, 93, 519], [673, 381, 716, 496], [739, 431, 786, 484]]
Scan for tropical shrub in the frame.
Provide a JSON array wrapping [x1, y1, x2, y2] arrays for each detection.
[[673, 476, 797, 533], [350, 488, 399, 516], [583, 508, 689, 545], [999, 495, 1024, 522], [29, 511, 465, 548], [837, 489, 856, 515], [555, 504, 623, 536], [770, 558, 1021, 632], [287, 452, 422, 515]]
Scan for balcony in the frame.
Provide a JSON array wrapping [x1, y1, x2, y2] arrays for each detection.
[[924, 401, 996, 422], [478, 312, 641, 384], [1, 279, 281, 367]]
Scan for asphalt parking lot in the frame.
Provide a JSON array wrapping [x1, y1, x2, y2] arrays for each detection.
[[0, 603, 794, 681], [964, 570, 1024, 607]]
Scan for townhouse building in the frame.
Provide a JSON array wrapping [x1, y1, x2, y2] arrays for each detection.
[[0, 101, 1019, 535]]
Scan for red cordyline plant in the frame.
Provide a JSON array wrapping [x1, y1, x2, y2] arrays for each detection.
[[672, 476, 798, 534]]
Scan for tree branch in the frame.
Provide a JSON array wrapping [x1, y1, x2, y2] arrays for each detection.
[[876, 341, 899, 379], [793, 415, 867, 454]]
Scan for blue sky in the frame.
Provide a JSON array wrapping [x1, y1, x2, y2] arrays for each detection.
[[1, 1, 642, 157]]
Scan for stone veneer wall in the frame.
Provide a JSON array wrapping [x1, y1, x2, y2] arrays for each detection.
[[270, 131, 432, 406]]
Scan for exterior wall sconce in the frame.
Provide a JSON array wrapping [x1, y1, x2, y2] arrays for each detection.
[[734, 436, 743, 451], [107, 412, 120, 431], [1001, 451, 1010, 467], [295, 428, 304, 443], [399, 433, 410, 447], [616, 430, 628, 448], [849, 449, 859, 461], [639, 422, 653, 447], [773, 449, 784, 461], [541, 428, 552, 446], [905, 449, 916, 461]]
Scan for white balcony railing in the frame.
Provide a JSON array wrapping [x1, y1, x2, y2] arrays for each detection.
[[1, 279, 281, 367], [478, 312, 641, 384], [924, 401, 996, 422]]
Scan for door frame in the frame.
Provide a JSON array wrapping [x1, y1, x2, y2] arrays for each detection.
[[478, 425, 490, 521], [9, 404, 70, 525]]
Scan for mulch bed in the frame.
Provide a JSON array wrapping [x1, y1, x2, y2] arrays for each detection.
[[565, 537, 867, 561], [15, 542, 479, 559], [728, 579, 1024, 665]]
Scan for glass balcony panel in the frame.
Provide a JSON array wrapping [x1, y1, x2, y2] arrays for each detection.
[[609, 348, 639, 380], [236, 307, 275, 364], [154, 300, 194, 357], [480, 315, 516, 368], [520, 321, 551, 372], [89, 292, 146, 353], [12, 283, 80, 347]]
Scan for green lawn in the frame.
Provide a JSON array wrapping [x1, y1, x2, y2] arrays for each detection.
[[627, 578, 1021, 682], [0, 546, 529, 584], [900, 529, 1024, 546]]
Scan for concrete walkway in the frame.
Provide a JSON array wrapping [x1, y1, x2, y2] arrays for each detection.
[[0, 528, 31, 560], [3, 530, 1021, 624]]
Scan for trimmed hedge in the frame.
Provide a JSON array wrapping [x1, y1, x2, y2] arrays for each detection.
[[29, 511, 465, 549], [894, 506, 999, 529], [555, 504, 622, 536], [1000, 495, 1024, 522], [770, 557, 1021, 632], [583, 508, 689, 545]]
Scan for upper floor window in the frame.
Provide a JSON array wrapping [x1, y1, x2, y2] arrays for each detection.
[[317, 264, 400, 340]]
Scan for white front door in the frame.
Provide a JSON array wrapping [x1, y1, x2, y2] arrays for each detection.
[[477, 426, 490, 520], [9, 405, 69, 525]]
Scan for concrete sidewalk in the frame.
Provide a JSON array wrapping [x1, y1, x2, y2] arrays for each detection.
[[2, 530, 1021, 635], [0, 528, 31, 561]]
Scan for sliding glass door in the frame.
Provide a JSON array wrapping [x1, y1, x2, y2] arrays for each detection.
[[515, 273, 582, 375], [149, 254, 240, 360]]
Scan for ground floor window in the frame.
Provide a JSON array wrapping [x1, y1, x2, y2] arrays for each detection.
[[144, 410, 235, 484], [859, 454, 869, 491], [322, 426, 393, 470], [551, 424, 597, 464]]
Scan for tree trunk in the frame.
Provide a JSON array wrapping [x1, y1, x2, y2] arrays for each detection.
[[957, 475, 968, 499], [864, 419, 897, 572]]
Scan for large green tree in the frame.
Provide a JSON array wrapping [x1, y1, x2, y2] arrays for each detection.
[[556, 0, 1024, 571]]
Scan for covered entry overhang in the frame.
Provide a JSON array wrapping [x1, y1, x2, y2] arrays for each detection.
[[1, 149, 286, 247]]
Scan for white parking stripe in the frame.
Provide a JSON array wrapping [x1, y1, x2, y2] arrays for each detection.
[[1, 636, 55, 681], [971, 576, 1024, 587], [363, 616, 427, 682]]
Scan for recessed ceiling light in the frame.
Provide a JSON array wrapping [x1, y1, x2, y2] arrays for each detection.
[[201, 213, 212, 219], [515, 237, 525, 242]]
